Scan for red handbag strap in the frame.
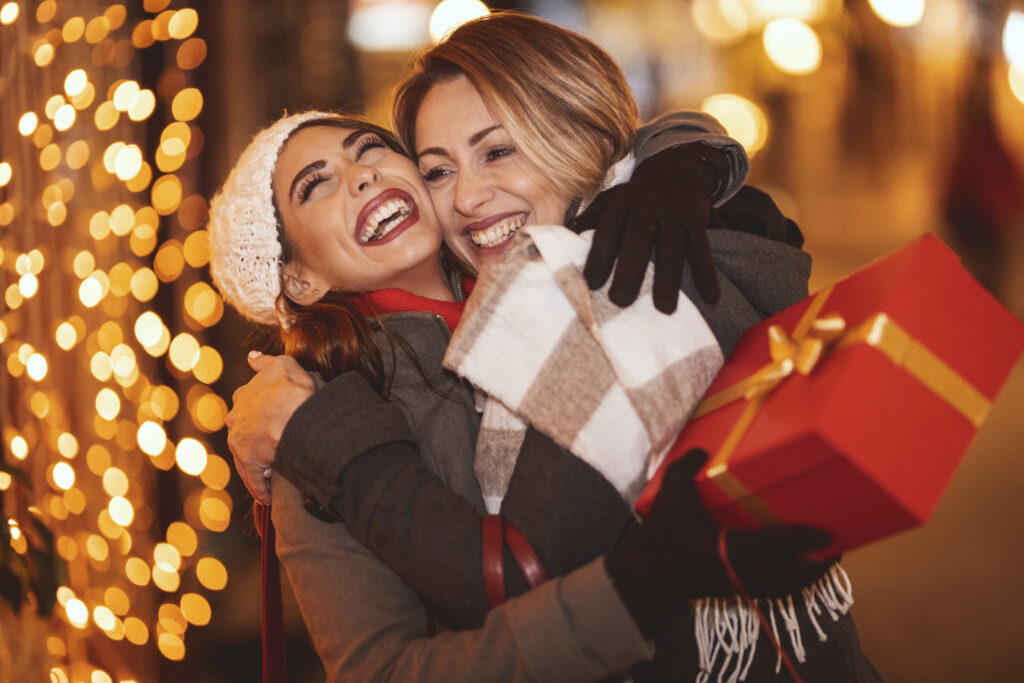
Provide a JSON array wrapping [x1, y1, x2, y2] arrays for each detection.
[[502, 519, 548, 588], [256, 504, 287, 683], [482, 514, 506, 607]]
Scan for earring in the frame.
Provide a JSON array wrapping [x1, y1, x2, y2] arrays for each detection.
[[312, 287, 322, 297]]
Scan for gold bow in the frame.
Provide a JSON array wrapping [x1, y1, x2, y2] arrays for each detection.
[[743, 314, 847, 401]]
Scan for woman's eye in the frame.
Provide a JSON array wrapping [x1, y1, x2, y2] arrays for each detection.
[[422, 167, 450, 183], [299, 173, 328, 202], [355, 135, 386, 160], [485, 145, 516, 162]]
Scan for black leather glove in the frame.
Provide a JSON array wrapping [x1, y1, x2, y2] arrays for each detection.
[[604, 449, 832, 640], [571, 143, 728, 314]]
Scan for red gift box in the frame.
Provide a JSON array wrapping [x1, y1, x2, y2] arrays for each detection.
[[636, 234, 1024, 556]]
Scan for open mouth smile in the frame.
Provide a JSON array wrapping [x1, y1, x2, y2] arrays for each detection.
[[355, 189, 419, 246], [467, 213, 526, 249]]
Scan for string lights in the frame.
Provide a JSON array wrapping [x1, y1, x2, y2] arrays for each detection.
[[1, 1, 229, 680]]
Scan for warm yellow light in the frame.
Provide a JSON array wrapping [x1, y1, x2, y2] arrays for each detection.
[[74, 250, 96, 278], [102, 467, 129, 497], [18, 112, 38, 136], [66, 139, 90, 169], [154, 240, 185, 281], [0, 473, 11, 491], [199, 454, 230, 488], [199, 496, 231, 532], [114, 145, 143, 180], [53, 104, 76, 131], [158, 632, 186, 661], [109, 496, 134, 526], [168, 7, 198, 39], [64, 69, 88, 96], [0, 202, 14, 226], [79, 276, 104, 307], [702, 93, 769, 157], [86, 534, 110, 561], [10, 436, 28, 460], [181, 593, 211, 626], [763, 18, 821, 75], [1010, 63, 1024, 106], [19, 272, 38, 298], [85, 15, 110, 44], [151, 174, 183, 214], [95, 389, 120, 423], [26, 352, 47, 380], [130, 267, 159, 302], [124, 616, 149, 644], [692, 0, 749, 45], [95, 101, 119, 130], [56, 322, 77, 350], [52, 462, 75, 490], [169, 333, 200, 371], [175, 438, 208, 476], [1006, 11, 1024, 70], [137, 421, 167, 456], [171, 88, 203, 122], [154, 542, 181, 572], [196, 556, 227, 590], [128, 89, 156, 121], [135, 311, 163, 347], [62, 16, 85, 42], [0, 162, 11, 186], [104, 587, 130, 615], [112, 80, 140, 111], [193, 346, 223, 384], [125, 557, 151, 586], [57, 433, 78, 458], [71, 82, 96, 110], [0, 3, 18, 25], [34, 43, 55, 67], [111, 344, 136, 379], [92, 606, 116, 631], [429, 0, 489, 43], [66, 598, 89, 628], [177, 37, 207, 70], [868, 0, 924, 27], [152, 565, 181, 592], [167, 521, 198, 556]]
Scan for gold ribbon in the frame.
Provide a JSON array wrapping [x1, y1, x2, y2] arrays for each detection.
[[698, 285, 992, 527]]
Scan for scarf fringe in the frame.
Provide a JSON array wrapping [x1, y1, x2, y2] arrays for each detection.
[[694, 563, 853, 682]]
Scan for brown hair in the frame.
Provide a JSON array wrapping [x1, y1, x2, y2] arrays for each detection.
[[392, 11, 638, 202]]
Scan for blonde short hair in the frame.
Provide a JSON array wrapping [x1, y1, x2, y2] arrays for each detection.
[[392, 11, 638, 202]]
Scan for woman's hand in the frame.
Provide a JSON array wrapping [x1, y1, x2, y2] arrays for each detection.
[[226, 352, 315, 505], [572, 144, 726, 313], [605, 449, 831, 639]]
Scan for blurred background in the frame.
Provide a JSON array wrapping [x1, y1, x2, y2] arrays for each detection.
[[0, 1, 1022, 681]]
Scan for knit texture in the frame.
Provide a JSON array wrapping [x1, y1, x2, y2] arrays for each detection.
[[208, 111, 338, 325]]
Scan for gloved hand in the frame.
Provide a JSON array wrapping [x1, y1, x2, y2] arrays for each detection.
[[604, 449, 831, 640], [571, 143, 727, 314]]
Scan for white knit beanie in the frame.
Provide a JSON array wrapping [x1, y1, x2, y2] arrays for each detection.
[[208, 110, 340, 326]]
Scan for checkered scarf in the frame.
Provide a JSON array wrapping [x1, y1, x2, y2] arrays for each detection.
[[444, 225, 724, 513]]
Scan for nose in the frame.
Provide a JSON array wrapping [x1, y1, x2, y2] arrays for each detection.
[[453, 170, 493, 217], [346, 162, 379, 195]]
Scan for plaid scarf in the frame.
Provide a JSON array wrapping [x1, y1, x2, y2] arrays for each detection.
[[444, 225, 724, 512]]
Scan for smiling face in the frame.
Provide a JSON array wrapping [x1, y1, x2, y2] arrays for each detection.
[[271, 124, 451, 302], [414, 76, 574, 271]]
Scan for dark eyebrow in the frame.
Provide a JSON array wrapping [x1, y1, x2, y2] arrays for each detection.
[[418, 125, 504, 159], [288, 160, 326, 201], [288, 129, 374, 200]]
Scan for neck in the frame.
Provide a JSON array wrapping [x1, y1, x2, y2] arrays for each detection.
[[391, 259, 455, 302]]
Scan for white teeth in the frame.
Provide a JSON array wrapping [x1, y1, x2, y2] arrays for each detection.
[[360, 198, 412, 243], [469, 215, 525, 248]]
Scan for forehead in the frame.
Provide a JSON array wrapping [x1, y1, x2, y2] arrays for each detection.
[[277, 125, 358, 167], [417, 77, 498, 144]]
